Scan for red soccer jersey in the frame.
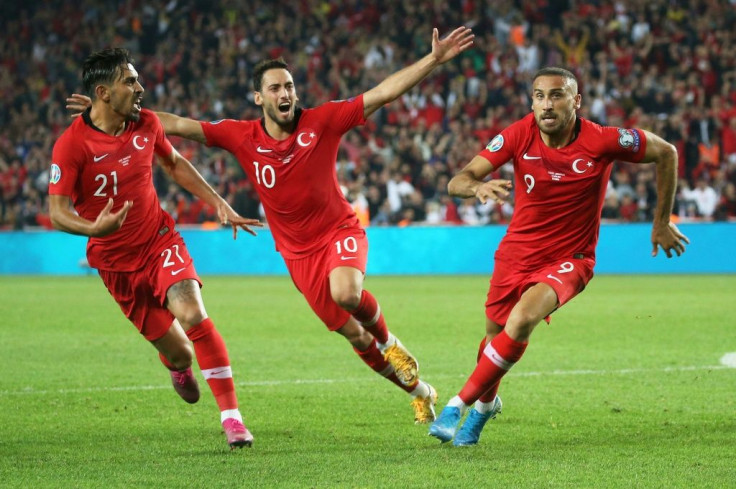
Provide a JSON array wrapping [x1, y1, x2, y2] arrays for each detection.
[[201, 95, 366, 258], [478, 114, 647, 268], [49, 109, 175, 271]]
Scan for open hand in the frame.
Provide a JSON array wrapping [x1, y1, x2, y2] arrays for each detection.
[[431, 26, 475, 64], [475, 179, 512, 205], [217, 204, 263, 240], [92, 198, 133, 237], [651, 221, 689, 258], [66, 93, 92, 119]]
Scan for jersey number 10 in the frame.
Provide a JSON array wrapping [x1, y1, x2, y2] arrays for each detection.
[[252, 161, 276, 188]]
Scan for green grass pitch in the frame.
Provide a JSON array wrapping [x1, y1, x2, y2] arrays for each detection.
[[1, 275, 734, 488]]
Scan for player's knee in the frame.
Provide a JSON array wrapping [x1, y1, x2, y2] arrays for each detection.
[[176, 308, 207, 331], [506, 310, 540, 340], [167, 343, 194, 370], [331, 287, 361, 311]]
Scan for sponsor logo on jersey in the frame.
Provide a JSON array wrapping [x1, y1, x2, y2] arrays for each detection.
[[617, 128, 640, 152], [487, 135, 504, 152], [522, 152, 541, 160], [93, 154, 109, 162], [49, 163, 61, 184]]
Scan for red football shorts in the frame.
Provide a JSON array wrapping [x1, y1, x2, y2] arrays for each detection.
[[284, 225, 368, 331], [485, 255, 595, 326], [98, 233, 201, 341]]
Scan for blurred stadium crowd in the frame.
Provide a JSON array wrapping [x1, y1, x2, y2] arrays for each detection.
[[2, 0, 736, 230]]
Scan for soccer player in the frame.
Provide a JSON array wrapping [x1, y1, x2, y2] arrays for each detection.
[[429, 67, 690, 445], [70, 26, 474, 424], [49, 48, 262, 449]]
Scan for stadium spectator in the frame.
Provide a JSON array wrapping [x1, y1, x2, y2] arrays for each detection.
[[682, 178, 720, 218], [48, 48, 260, 449], [715, 182, 736, 220], [429, 67, 689, 446]]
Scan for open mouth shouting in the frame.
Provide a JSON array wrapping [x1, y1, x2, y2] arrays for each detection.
[[278, 101, 291, 116], [133, 96, 143, 114]]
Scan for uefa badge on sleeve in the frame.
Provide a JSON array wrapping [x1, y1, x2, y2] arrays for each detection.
[[49, 163, 61, 184], [487, 135, 504, 152]]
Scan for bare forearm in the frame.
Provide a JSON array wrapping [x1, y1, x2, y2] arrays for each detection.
[[165, 156, 224, 209], [50, 208, 95, 236], [448, 171, 482, 198], [48, 195, 94, 236], [155, 111, 206, 144], [363, 54, 439, 114], [653, 149, 678, 226]]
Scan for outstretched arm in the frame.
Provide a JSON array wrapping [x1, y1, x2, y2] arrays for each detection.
[[155, 112, 207, 144], [638, 129, 690, 257], [448, 155, 511, 205], [66, 94, 206, 144], [362, 26, 474, 118], [158, 147, 262, 239]]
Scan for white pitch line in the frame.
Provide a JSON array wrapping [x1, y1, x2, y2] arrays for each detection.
[[1, 364, 730, 397]]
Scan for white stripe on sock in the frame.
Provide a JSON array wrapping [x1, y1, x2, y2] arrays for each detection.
[[201, 366, 232, 380], [483, 345, 515, 370]]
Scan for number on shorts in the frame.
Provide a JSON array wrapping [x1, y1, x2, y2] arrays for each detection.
[[160, 244, 184, 269], [546, 261, 574, 285], [335, 236, 358, 255]]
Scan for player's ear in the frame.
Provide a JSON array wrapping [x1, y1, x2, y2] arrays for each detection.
[[253, 91, 263, 106], [95, 84, 110, 103], [574, 93, 582, 110]]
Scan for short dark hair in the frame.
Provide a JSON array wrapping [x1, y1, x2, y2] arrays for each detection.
[[252, 57, 289, 92], [532, 67, 578, 93], [82, 48, 134, 95]]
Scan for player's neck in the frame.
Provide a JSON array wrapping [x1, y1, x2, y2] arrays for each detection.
[[90, 105, 127, 136], [540, 117, 580, 149], [262, 117, 294, 141]]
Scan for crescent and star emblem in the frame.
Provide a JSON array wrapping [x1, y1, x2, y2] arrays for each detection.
[[572, 158, 593, 174], [133, 135, 149, 150], [296, 132, 316, 147]]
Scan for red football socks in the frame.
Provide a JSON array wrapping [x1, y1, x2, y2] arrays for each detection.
[[349, 290, 389, 344], [458, 330, 527, 405], [475, 336, 501, 403], [186, 318, 239, 411], [353, 339, 416, 393]]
